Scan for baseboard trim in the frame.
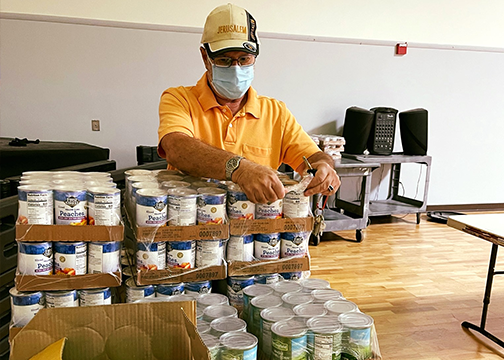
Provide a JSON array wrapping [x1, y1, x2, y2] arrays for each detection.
[[426, 203, 504, 212]]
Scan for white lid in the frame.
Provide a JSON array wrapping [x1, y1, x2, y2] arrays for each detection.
[[197, 293, 229, 308], [203, 305, 237, 319], [271, 318, 307, 338], [293, 303, 327, 318], [165, 294, 198, 302], [324, 299, 359, 315], [132, 182, 159, 189], [311, 289, 344, 302], [220, 331, 258, 351], [167, 187, 198, 196], [338, 312, 374, 329], [307, 315, 343, 334], [282, 292, 314, 307], [210, 317, 247, 333], [136, 188, 167, 197], [197, 321, 211, 334], [243, 284, 273, 298], [17, 184, 53, 191], [161, 181, 191, 189], [272, 281, 302, 295], [250, 294, 283, 309], [197, 187, 226, 196], [200, 334, 220, 349], [87, 187, 121, 195], [260, 306, 294, 322]]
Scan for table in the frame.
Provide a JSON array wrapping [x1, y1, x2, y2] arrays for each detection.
[[447, 214, 504, 348], [342, 154, 432, 224]]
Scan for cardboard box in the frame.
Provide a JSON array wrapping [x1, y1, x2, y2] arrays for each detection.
[[136, 264, 227, 285], [15, 272, 122, 291], [227, 255, 311, 276], [136, 223, 229, 242], [229, 217, 314, 236], [16, 223, 124, 242], [9, 301, 210, 360]]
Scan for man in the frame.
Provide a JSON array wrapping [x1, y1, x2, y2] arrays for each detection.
[[158, 3, 340, 204]]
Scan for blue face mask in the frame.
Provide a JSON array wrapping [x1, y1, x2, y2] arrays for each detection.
[[211, 64, 254, 100]]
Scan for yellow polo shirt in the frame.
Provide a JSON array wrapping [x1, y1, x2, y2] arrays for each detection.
[[158, 73, 320, 171]]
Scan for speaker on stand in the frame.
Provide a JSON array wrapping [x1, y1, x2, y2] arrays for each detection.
[[399, 108, 428, 155], [342, 107, 374, 155]]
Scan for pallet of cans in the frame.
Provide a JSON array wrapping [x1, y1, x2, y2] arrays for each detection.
[[14, 171, 124, 291], [195, 277, 382, 360], [310, 134, 346, 160]]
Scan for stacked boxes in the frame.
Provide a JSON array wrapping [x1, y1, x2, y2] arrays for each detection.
[[311, 134, 346, 160]]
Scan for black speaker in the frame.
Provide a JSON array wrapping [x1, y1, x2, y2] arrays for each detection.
[[368, 107, 398, 155], [342, 107, 374, 154], [399, 108, 428, 155]]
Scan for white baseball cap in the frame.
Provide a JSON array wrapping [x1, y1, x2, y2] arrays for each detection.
[[201, 3, 260, 57]]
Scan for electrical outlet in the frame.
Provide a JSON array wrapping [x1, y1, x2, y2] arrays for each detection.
[[92, 120, 100, 131]]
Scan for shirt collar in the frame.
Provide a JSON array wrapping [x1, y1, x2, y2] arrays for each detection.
[[194, 72, 260, 119]]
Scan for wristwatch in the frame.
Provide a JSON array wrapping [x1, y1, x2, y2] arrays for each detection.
[[225, 156, 244, 181]]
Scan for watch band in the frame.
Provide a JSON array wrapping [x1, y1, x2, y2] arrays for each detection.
[[225, 156, 244, 181]]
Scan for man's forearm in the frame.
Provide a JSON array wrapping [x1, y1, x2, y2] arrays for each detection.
[[161, 132, 235, 179]]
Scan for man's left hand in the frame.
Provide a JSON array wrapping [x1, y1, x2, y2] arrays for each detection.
[[303, 162, 340, 197]]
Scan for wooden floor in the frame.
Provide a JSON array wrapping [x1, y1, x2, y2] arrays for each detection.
[[309, 213, 504, 360]]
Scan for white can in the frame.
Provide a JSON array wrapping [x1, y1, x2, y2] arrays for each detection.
[[17, 241, 53, 275], [167, 187, 198, 226], [283, 190, 311, 218], [136, 241, 166, 271], [167, 241, 195, 269], [54, 241, 87, 275], [197, 187, 227, 225], [156, 283, 185, 297], [87, 241, 121, 274], [280, 232, 309, 258], [185, 280, 212, 295], [226, 235, 254, 262], [227, 275, 255, 313], [255, 199, 283, 219], [87, 187, 121, 225], [17, 185, 53, 225], [9, 288, 45, 327], [45, 290, 79, 308], [196, 240, 223, 267], [53, 185, 88, 225], [135, 188, 167, 227], [254, 233, 280, 260], [79, 288, 112, 306], [226, 183, 255, 220], [125, 278, 155, 303]]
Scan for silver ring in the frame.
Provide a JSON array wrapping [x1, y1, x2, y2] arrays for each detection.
[[328, 185, 334, 192]]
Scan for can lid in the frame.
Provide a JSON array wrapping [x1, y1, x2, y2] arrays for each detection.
[[197, 293, 229, 307], [167, 187, 198, 196], [45, 290, 77, 296], [250, 294, 283, 309], [220, 331, 258, 351], [192, 181, 219, 189], [300, 278, 330, 291], [132, 182, 159, 189], [338, 312, 374, 328], [136, 188, 167, 197], [125, 169, 153, 177], [161, 181, 191, 189], [272, 280, 302, 295], [197, 187, 227, 196], [200, 334, 220, 349], [293, 303, 327, 318], [282, 292, 313, 306], [87, 187, 121, 195], [260, 306, 295, 322], [210, 317, 247, 333], [9, 287, 42, 297], [324, 299, 359, 315], [197, 321, 211, 334], [243, 284, 273, 298], [157, 174, 184, 182], [17, 184, 53, 191], [203, 304, 237, 319], [165, 294, 198, 302], [128, 175, 155, 182], [155, 170, 182, 177], [307, 315, 343, 334], [226, 183, 244, 192], [311, 289, 344, 302], [271, 318, 307, 338], [79, 287, 110, 294]]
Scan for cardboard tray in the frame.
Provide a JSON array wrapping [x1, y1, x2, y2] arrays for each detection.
[[15, 272, 122, 291], [16, 223, 124, 242], [229, 217, 314, 236], [136, 223, 229, 242], [135, 264, 227, 285], [227, 255, 311, 276]]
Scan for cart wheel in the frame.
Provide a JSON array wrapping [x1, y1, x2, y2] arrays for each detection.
[[356, 229, 363, 242], [310, 233, 321, 246], [416, 213, 421, 224]]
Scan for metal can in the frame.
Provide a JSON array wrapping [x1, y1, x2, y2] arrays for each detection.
[[125, 278, 155, 303], [54, 241, 87, 275], [157, 174, 184, 183], [282, 292, 314, 310], [17, 185, 53, 225], [192, 181, 219, 190], [281, 272, 303, 281], [167, 187, 198, 226], [87, 241, 121, 274], [166, 240, 195, 269], [135, 188, 167, 227], [338, 312, 374, 360], [311, 289, 344, 304], [283, 190, 311, 218], [271, 318, 308, 360], [300, 278, 331, 293], [260, 307, 295, 357], [156, 283, 184, 297], [160, 180, 191, 191], [272, 280, 302, 297], [250, 294, 283, 338], [197, 321, 211, 335], [242, 284, 274, 326], [185, 280, 212, 295], [53, 185, 87, 225], [210, 316, 247, 337], [196, 240, 224, 267], [254, 273, 281, 285], [79, 288, 112, 306], [17, 241, 53, 275], [307, 315, 344, 360], [226, 183, 255, 220], [324, 299, 359, 317], [166, 294, 199, 303], [197, 293, 229, 308], [219, 331, 258, 360], [87, 187, 121, 225], [254, 233, 280, 260], [293, 303, 327, 324], [131, 181, 159, 201], [9, 288, 45, 327], [136, 241, 166, 271], [196, 187, 227, 225], [255, 199, 283, 219], [202, 304, 238, 323], [280, 232, 309, 258], [226, 275, 255, 313], [226, 235, 254, 262], [45, 290, 79, 308], [200, 334, 220, 360]]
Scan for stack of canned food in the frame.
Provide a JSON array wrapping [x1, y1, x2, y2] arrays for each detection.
[[17, 171, 121, 226], [310, 134, 346, 160]]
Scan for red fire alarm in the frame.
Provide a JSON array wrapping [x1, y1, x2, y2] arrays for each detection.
[[396, 42, 408, 55]]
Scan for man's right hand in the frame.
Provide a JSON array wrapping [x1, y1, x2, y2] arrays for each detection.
[[232, 159, 286, 204]]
